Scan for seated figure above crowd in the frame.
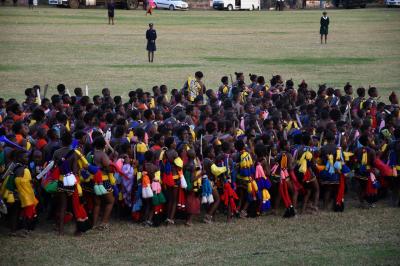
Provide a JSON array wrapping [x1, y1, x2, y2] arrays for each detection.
[[0, 71, 399, 236]]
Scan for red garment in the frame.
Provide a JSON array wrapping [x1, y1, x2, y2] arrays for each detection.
[[221, 183, 238, 213], [36, 138, 48, 150], [20, 205, 36, 219], [374, 158, 393, 177], [15, 134, 24, 145], [279, 180, 292, 208], [290, 170, 304, 194], [71, 188, 88, 221], [186, 191, 200, 215], [99, 121, 106, 131], [13, 113, 25, 122], [93, 170, 103, 184], [336, 174, 345, 206], [154, 204, 163, 215], [151, 145, 161, 152], [177, 188, 186, 211]]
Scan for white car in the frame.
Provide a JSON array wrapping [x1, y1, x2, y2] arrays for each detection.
[[155, 0, 189, 10], [385, 0, 400, 6]]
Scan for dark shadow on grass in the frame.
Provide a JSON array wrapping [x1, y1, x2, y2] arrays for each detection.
[[0, 65, 22, 72], [203, 56, 377, 65]]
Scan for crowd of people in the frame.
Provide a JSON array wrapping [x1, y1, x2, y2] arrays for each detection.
[[0, 71, 399, 237]]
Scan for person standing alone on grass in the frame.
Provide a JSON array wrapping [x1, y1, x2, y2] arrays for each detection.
[[276, 0, 284, 11], [108, 0, 115, 25], [320, 11, 329, 44], [146, 23, 157, 63]]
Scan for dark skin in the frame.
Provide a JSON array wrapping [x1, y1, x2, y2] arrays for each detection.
[[320, 141, 339, 209], [165, 144, 179, 222], [53, 146, 78, 235], [185, 150, 199, 225], [234, 149, 251, 215], [295, 144, 320, 213], [147, 25, 156, 63], [202, 149, 221, 220], [143, 161, 158, 223], [93, 148, 115, 228], [270, 149, 296, 215], [9, 153, 29, 234], [354, 145, 376, 204]]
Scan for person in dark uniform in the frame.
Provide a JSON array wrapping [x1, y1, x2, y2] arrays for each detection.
[[107, 0, 115, 25], [276, 0, 284, 10], [320, 11, 329, 44], [146, 23, 157, 63]]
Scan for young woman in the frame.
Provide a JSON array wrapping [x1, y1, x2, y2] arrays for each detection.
[[92, 136, 115, 230], [320, 11, 330, 44], [160, 137, 179, 225], [146, 23, 157, 63], [107, 0, 115, 25], [6, 150, 38, 236], [184, 149, 201, 226]]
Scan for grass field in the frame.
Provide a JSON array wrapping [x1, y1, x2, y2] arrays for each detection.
[[1, 7, 400, 265], [0, 199, 400, 265], [0, 7, 400, 100]]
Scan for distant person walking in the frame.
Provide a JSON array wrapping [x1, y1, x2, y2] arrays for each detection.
[[28, 0, 33, 8], [108, 0, 115, 25], [320, 11, 329, 44], [146, 23, 157, 63], [146, 0, 155, 15]]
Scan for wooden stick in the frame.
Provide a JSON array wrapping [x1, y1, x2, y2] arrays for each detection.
[[347, 103, 352, 125], [43, 84, 48, 99], [295, 113, 303, 128], [268, 149, 271, 166], [200, 134, 203, 159], [256, 120, 262, 134], [36, 88, 41, 106], [319, 131, 324, 148]]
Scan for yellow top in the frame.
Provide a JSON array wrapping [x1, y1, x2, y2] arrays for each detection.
[[15, 169, 38, 208]]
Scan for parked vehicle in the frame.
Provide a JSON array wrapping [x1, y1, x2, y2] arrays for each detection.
[[212, 0, 260, 10], [48, 0, 144, 9], [333, 0, 366, 8], [154, 0, 188, 10], [385, 0, 400, 7]]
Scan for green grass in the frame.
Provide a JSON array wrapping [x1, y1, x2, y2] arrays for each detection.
[[0, 200, 400, 265], [203, 56, 377, 65], [0, 7, 399, 99], [0, 7, 400, 264], [0, 7, 400, 265]]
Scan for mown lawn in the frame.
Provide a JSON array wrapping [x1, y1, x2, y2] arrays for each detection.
[[0, 7, 399, 100], [0, 199, 400, 265]]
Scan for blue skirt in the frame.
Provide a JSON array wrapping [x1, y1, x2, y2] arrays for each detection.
[[147, 41, 156, 52]]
